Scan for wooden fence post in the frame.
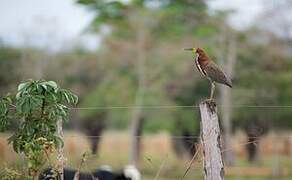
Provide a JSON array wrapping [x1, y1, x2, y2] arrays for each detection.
[[199, 101, 224, 180]]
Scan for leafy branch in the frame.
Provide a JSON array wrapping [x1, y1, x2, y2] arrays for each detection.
[[0, 79, 78, 178]]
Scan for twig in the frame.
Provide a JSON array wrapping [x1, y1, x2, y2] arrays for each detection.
[[73, 152, 88, 180], [221, 140, 260, 153], [83, 154, 99, 180], [43, 149, 52, 167], [154, 154, 169, 180], [181, 144, 202, 180]]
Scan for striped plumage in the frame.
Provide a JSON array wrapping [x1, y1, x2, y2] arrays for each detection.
[[185, 47, 232, 99], [194, 48, 232, 87]]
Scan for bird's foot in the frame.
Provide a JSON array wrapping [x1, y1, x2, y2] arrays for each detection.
[[203, 98, 217, 113], [204, 98, 216, 103]]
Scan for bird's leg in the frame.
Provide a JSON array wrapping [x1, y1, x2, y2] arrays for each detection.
[[210, 82, 215, 100], [204, 81, 216, 112]]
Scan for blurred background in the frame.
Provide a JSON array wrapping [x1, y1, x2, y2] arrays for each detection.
[[1, 0, 292, 179]]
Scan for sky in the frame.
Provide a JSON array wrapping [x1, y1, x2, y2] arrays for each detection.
[[208, 0, 264, 28], [0, 0, 265, 51], [0, 0, 99, 51]]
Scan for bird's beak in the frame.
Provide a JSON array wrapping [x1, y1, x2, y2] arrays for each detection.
[[184, 48, 196, 52]]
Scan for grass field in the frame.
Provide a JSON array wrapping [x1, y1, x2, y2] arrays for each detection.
[[1, 131, 292, 179]]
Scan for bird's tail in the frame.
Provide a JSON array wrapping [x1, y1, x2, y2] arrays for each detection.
[[225, 79, 232, 88]]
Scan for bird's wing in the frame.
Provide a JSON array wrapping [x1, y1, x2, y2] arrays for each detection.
[[204, 62, 232, 87]]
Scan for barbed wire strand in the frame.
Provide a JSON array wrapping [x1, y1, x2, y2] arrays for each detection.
[[63, 135, 292, 139], [69, 105, 292, 110]]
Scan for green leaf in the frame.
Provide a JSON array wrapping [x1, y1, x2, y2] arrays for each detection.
[[62, 90, 70, 103], [16, 97, 25, 113], [45, 81, 58, 91], [21, 98, 31, 114], [72, 94, 78, 104], [30, 95, 43, 109], [40, 83, 47, 90], [17, 82, 28, 92], [16, 92, 21, 99]]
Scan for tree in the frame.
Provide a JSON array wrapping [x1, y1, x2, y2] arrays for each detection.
[[77, 0, 292, 166], [0, 46, 22, 94], [82, 113, 106, 154], [77, 0, 210, 164]]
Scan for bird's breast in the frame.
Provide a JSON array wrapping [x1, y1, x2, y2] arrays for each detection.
[[194, 55, 206, 76]]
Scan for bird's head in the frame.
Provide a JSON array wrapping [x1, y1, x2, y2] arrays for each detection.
[[184, 47, 197, 53], [184, 47, 208, 60], [184, 47, 205, 54]]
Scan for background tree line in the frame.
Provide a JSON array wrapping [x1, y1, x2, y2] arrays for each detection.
[[1, 0, 292, 165]]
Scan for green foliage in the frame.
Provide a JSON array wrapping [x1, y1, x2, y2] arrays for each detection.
[[0, 0, 289, 138], [0, 96, 12, 131], [0, 46, 22, 94], [0, 79, 78, 177], [193, 25, 218, 38], [1, 167, 33, 180], [79, 72, 135, 128], [76, 0, 210, 133], [77, 0, 128, 32], [78, 0, 208, 39]]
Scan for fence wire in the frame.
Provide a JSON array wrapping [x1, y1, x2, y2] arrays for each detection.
[[69, 105, 292, 110], [63, 135, 292, 139]]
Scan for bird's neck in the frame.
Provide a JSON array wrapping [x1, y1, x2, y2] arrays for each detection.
[[197, 53, 209, 67]]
